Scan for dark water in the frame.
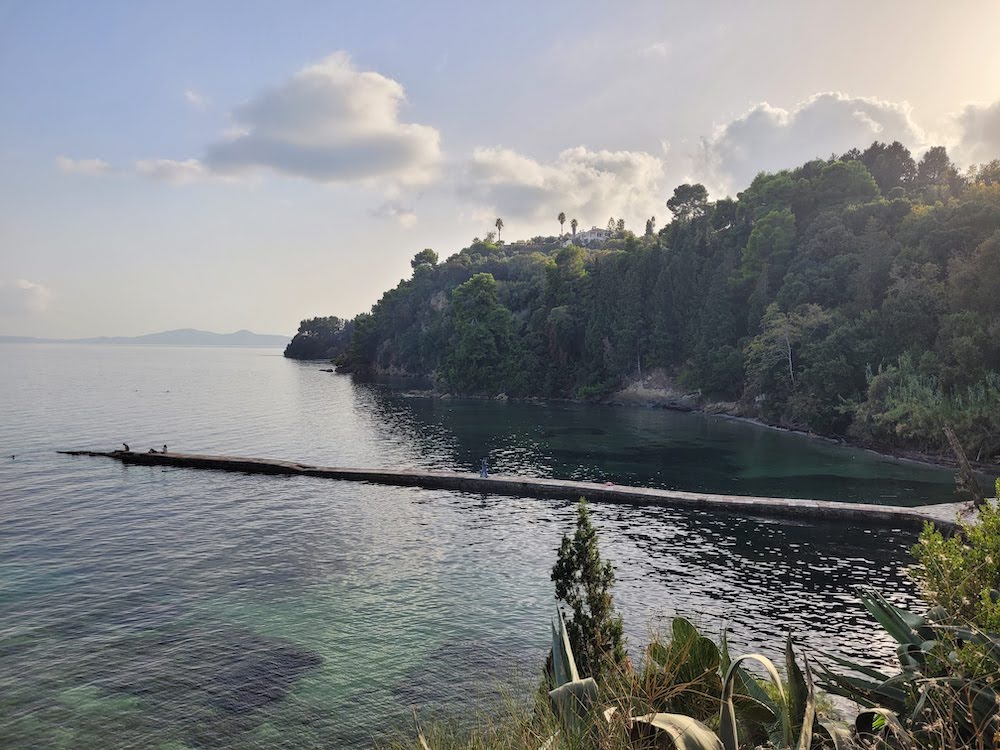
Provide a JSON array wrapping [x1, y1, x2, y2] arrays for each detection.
[[0, 345, 954, 748]]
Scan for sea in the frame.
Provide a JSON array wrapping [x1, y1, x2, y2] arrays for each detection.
[[0, 344, 957, 748]]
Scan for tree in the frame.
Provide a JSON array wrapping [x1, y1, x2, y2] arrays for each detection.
[[410, 248, 438, 270], [666, 183, 709, 221], [443, 273, 519, 394], [745, 303, 832, 406], [860, 140, 916, 193], [644, 216, 656, 236], [711, 199, 737, 230], [968, 159, 1000, 186], [811, 159, 879, 208], [495, 217, 504, 241], [557, 211, 566, 237], [616, 218, 625, 232], [607, 217, 616, 232], [949, 231, 1000, 315], [551, 499, 625, 681], [570, 218, 578, 236], [283, 316, 355, 360], [916, 146, 964, 200], [739, 207, 797, 296]]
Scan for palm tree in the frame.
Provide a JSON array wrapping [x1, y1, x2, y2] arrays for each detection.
[[557, 211, 566, 237], [495, 217, 503, 242], [571, 218, 578, 236]]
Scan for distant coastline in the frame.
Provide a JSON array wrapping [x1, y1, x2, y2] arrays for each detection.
[[0, 328, 290, 347]]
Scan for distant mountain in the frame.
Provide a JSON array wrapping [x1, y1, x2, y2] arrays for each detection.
[[0, 328, 290, 347]]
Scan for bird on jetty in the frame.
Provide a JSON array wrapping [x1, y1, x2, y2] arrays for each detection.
[[163, 444, 168, 453], [122, 443, 130, 452]]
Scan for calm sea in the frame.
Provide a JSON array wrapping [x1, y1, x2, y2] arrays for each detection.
[[0, 344, 954, 748]]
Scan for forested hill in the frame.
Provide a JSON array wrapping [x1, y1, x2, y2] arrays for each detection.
[[289, 144, 1000, 462]]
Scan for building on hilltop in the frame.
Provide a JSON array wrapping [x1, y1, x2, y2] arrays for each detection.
[[562, 226, 612, 248]]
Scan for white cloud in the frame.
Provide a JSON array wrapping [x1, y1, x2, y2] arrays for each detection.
[[0, 279, 52, 315], [55, 156, 114, 176], [370, 201, 418, 228], [638, 41, 672, 59], [695, 92, 927, 195], [461, 146, 664, 228], [202, 52, 441, 185], [134, 158, 210, 185], [184, 89, 210, 109], [952, 99, 1000, 166]]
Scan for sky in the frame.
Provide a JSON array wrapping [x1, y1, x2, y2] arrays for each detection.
[[1, 0, 999, 338]]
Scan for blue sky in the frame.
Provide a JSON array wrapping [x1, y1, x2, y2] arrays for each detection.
[[2, 0, 999, 337]]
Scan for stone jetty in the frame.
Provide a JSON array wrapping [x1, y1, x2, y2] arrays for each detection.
[[59, 449, 967, 531]]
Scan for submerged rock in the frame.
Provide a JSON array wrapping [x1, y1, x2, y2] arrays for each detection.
[[90, 622, 323, 744], [210, 643, 322, 715]]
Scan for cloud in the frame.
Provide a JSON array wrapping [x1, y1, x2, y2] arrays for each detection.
[[696, 92, 927, 195], [0, 279, 52, 315], [134, 158, 210, 185], [370, 201, 418, 228], [953, 100, 1000, 166], [202, 52, 441, 185], [461, 146, 664, 227], [55, 156, 114, 176], [184, 89, 210, 109], [638, 41, 671, 59]]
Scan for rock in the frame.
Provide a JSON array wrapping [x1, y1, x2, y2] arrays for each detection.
[[703, 401, 741, 416], [606, 368, 701, 410]]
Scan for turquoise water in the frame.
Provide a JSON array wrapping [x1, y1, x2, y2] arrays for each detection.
[[0, 344, 955, 748]]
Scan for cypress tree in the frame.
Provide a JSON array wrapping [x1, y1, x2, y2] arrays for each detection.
[[550, 499, 626, 680]]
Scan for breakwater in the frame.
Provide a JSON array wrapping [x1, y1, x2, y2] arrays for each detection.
[[59, 449, 967, 531]]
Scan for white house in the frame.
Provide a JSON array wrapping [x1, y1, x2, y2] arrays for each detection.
[[562, 226, 612, 247]]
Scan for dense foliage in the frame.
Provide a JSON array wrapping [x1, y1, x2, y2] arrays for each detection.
[[311, 145, 1000, 460], [912, 479, 1000, 632], [283, 316, 354, 360]]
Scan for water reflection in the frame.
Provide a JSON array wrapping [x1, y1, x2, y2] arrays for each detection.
[[349, 378, 955, 504]]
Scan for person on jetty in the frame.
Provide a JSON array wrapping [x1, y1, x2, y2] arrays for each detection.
[[479, 457, 489, 478], [122, 443, 130, 452], [162, 444, 167, 453]]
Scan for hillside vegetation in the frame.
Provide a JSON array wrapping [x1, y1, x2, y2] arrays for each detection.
[[288, 144, 1000, 462]]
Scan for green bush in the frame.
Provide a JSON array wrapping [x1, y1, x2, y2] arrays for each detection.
[[912, 478, 1000, 633]]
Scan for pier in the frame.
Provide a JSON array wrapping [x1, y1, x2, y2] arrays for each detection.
[[59, 449, 968, 531]]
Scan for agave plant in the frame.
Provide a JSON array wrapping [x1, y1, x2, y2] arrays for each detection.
[[546, 609, 841, 749], [816, 587, 1000, 748]]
